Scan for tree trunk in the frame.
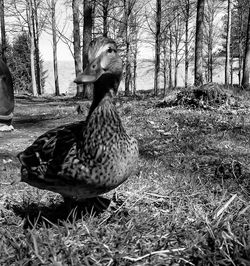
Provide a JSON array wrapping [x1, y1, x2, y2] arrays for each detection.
[[81, 0, 92, 99], [124, 39, 131, 96], [207, 10, 214, 83], [123, 0, 130, 96], [238, 53, 242, 85], [173, 14, 181, 88], [174, 52, 178, 87], [102, 0, 109, 37], [28, 0, 38, 96], [225, 0, 231, 85], [169, 30, 173, 89], [230, 56, 233, 85], [51, 0, 59, 96], [238, 8, 244, 86], [132, 50, 137, 95], [163, 65, 167, 96], [0, 0, 6, 63], [184, 0, 189, 89], [174, 38, 178, 88], [154, 0, 161, 96], [33, 0, 41, 95], [163, 35, 168, 96], [242, 7, 250, 89], [72, 0, 83, 95], [194, 0, 205, 86]]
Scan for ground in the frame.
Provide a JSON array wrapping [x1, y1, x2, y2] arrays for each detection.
[[0, 88, 250, 265]]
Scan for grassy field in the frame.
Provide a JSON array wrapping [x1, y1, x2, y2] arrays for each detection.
[[0, 87, 250, 265]]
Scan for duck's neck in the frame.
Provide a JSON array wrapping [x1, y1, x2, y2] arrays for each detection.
[[87, 74, 120, 119], [83, 75, 126, 144]]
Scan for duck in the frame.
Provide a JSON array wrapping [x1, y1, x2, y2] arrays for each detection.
[[17, 37, 139, 204]]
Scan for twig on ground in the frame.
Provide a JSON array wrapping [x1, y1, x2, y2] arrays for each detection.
[[213, 194, 237, 220], [123, 248, 186, 262]]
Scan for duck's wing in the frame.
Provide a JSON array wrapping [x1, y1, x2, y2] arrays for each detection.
[[17, 121, 86, 180]]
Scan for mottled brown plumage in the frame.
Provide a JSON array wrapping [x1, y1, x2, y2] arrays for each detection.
[[17, 37, 139, 201]]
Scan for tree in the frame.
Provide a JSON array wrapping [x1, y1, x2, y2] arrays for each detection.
[[154, 0, 161, 96], [33, 0, 42, 95], [203, 0, 222, 83], [169, 29, 173, 89], [10, 33, 31, 93], [28, 0, 38, 96], [242, 7, 250, 89], [121, 0, 131, 96], [50, 0, 59, 96], [184, 0, 190, 88], [72, 0, 82, 95], [0, 0, 7, 63], [232, 0, 249, 85], [81, 0, 93, 99], [172, 11, 185, 88], [7, 0, 48, 95], [161, 30, 169, 95], [180, 0, 194, 88], [194, 0, 205, 86], [225, 0, 232, 85], [8, 33, 29, 93], [101, 0, 109, 37], [130, 6, 143, 95]]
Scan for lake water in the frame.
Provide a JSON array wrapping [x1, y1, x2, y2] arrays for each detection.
[[43, 60, 239, 96]]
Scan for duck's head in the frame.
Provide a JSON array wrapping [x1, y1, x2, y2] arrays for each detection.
[[74, 37, 123, 93]]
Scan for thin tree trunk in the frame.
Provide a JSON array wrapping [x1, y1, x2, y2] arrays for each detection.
[[194, 0, 205, 86], [163, 35, 168, 96], [124, 0, 130, 96], [169, 30, 173, 89], [225, 0, 231, 85], [28, 0, 38, 96], [154, 0, 161, 96], [163, 64, 167, 95], [174, 52, 178, 87], [174, 14, 180, 88], [208, 11, 214, 83], [33, 0, 41, 95], [51, 0, 59, 96], [102, 0, 109, 37], [82, 0, 92, 99], [238, 55, 242, 85], [0, 0, 6, 63], [174, 36, 178, 88], [230, 56, 233, 85], [242, 7, 250, 89], [238, 9, 244, 86], [72, 0, 82, 94], [132, 50, 137, 95], [184, 0, 189, 89]]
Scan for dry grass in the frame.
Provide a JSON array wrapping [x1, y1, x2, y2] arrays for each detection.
[[0, 88, 250, 265]]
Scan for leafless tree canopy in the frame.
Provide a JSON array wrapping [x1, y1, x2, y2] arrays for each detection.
[[1, 0, 250, 95]]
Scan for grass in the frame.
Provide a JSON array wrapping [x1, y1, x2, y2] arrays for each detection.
[[0, 88, 250, 265]]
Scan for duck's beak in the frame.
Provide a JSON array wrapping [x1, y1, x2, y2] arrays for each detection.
[[74, 56, 105, 84]]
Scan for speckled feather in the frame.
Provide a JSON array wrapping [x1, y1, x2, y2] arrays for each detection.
[[17, 37, 139, 200]]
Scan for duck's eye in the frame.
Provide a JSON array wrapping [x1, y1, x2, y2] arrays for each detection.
[[107, 47, 113, 53]]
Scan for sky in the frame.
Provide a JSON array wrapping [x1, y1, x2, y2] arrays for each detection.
[[39, 0, 74, 62], [40, 32, 73, 62]]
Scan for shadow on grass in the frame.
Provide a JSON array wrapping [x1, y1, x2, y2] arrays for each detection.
[[10, 196, 111, 229], [0, 151, 18, 161], [13, 114, 65, 128]]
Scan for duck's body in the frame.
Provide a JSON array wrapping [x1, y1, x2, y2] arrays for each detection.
[[18, 37, 138, 201]]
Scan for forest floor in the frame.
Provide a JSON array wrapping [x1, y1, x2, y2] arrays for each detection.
[[0, 86, 250, 265]]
